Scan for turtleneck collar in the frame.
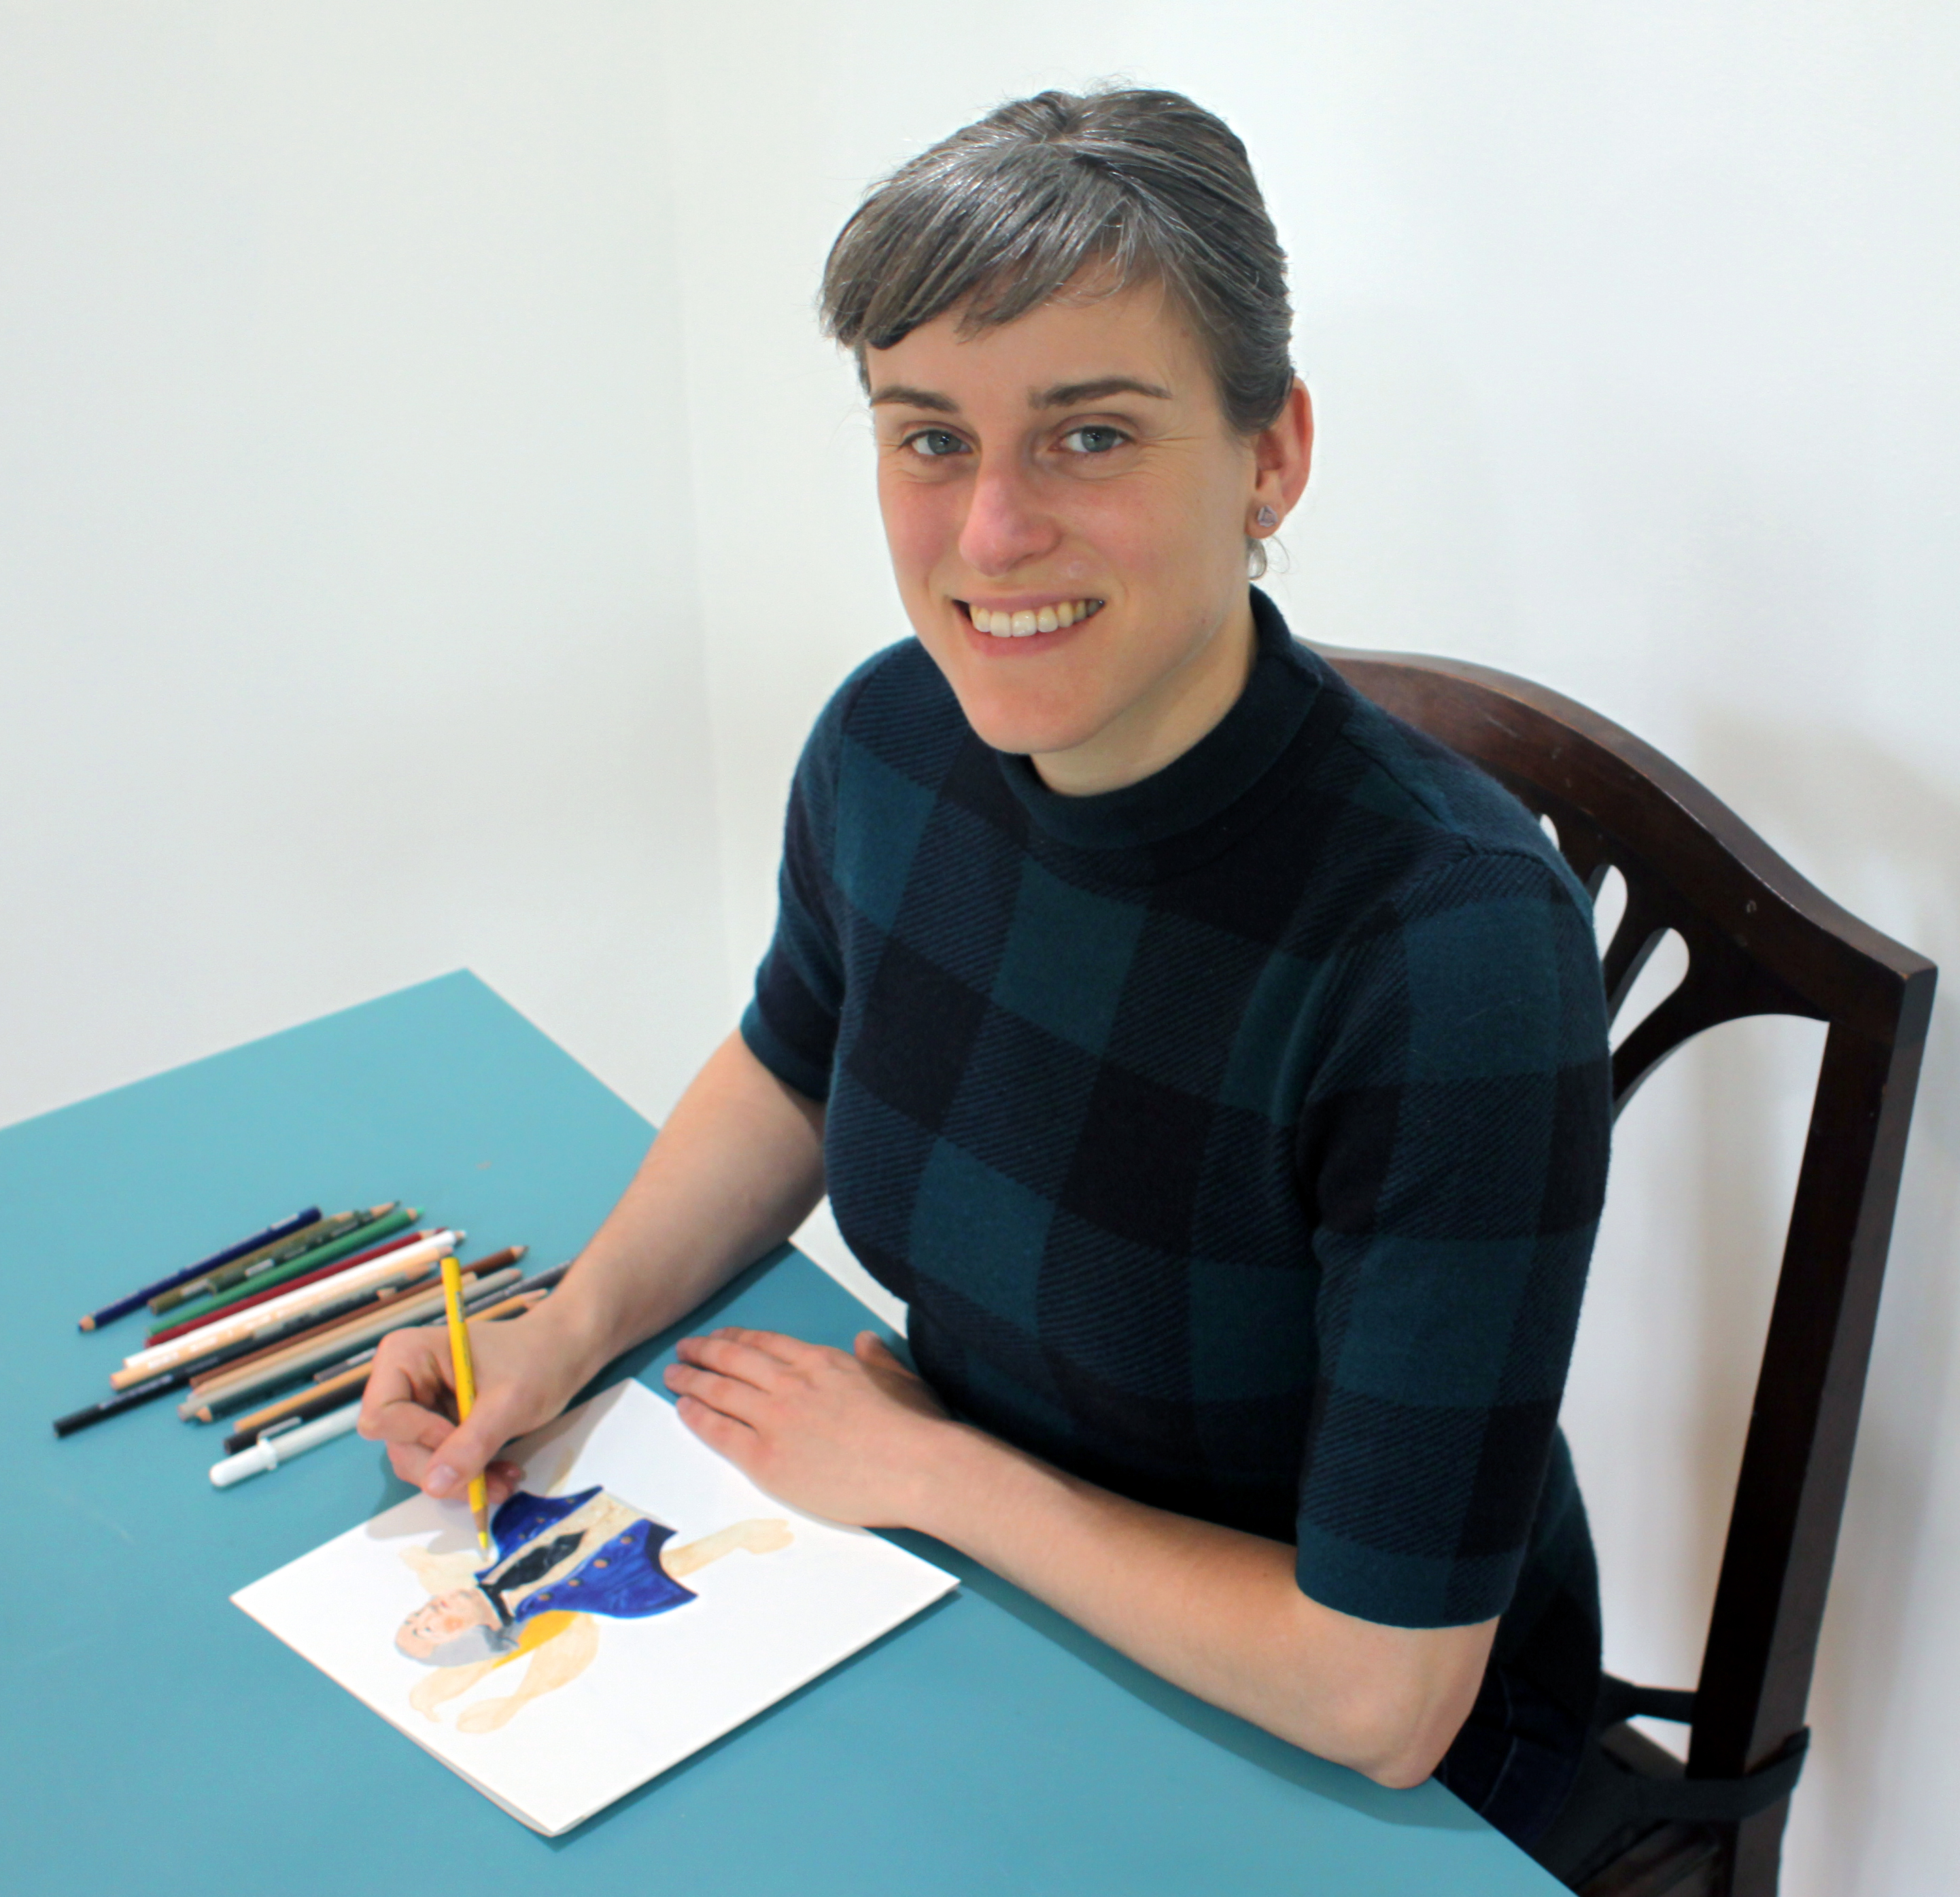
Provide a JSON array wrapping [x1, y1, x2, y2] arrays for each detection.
[[991, 588, 1321, 854]]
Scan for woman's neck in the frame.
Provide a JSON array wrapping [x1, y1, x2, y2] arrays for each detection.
[[1031, 593, 1258, 798]]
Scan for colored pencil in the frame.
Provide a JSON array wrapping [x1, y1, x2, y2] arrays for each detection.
[[181, 1243, 509, 1392], [114, 1245, 440, 1390], [216, 1260, 516, 1393], [188, 1280, 521, 1426], [150, 1204, 392, 1314], [105, 1259, 432, 1395], [150, 1206, 418, 1334], [53, 1366, 196, 1436], [187, 1276, 453, 1401], [154, 1201, 402, 1317], [182, 1287, 456, 1421], [218, 1290, 523, 1457], [114, 1229, 463, 1384], [316, 1256, 545, 1377], [441, 1254, 492, 1559], [77, 1208, 321, 1331], [52, 1259, 541, 1439], [183, 1267, 522, 1420], [209, 1402, 362, 1488], [469, 1286, 549, 1325], [223, 1365, 373, 1452], [55, 1297, 375, 1431], [182, 1260, 445, 1385], [148, 1208, 347, 1315], [315, 1271, 545, 1381], [144, 1226, 427, 1346]]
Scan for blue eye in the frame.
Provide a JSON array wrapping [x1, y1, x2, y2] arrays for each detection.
[[1061, 425, 1126, 455], [906, 429, 967, 458]]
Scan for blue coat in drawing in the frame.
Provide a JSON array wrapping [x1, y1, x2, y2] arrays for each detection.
[[479, 1486, 697, 1624]]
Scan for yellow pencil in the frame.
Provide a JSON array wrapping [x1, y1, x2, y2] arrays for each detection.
[[439, 1254, 492, 1561]]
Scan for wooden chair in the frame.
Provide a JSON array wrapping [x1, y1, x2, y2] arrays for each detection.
[[1312, 642, 1937, 1897]]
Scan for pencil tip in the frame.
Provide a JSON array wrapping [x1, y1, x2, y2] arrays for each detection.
[[78, 1316, 94, 1332]]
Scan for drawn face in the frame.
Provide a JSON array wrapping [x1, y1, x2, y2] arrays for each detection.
[[396, 1586, 498, 1660]]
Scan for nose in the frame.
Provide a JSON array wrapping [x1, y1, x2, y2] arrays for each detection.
[[957, 455, 1061, 578]]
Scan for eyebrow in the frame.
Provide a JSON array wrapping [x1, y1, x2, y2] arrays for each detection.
[[867, 375, 1174, 414], [1033, 377, 1172, 408]]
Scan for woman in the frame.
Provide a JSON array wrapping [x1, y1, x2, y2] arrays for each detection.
[[362, 87, 1610, 1851]]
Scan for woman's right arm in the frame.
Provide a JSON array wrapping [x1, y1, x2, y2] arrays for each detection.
[[358, 1028, 827, 1503]]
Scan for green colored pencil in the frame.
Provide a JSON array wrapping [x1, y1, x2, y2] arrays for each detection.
[[150, 1207, 380, 1314], [148, 1206, 417, 1336], [143, 1214, 334, 1315]]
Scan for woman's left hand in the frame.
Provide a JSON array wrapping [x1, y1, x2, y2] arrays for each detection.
[[664, 1327, 954, 1527]]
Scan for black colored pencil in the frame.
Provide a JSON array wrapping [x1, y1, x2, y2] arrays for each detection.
[[56, 1304, 370, 1434], [52, 1370, 192, 1436]]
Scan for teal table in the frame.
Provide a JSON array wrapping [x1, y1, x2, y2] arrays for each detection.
[[4, 973, 1561, 1894]]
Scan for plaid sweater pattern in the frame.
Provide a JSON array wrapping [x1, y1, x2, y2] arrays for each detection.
[[743, 593, 1611, 1796]]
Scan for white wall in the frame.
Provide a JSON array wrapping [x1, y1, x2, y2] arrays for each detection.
[[0, 3, 729, 1127], [5, 6, 1956, 1892]]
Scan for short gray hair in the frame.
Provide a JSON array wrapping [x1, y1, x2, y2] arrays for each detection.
[[819, 87, 1295, 440]]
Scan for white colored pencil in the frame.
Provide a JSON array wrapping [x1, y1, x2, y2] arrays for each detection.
[[115, 1230, 464, 1382]]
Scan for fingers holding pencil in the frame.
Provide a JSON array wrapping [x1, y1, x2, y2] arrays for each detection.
[[358, 1306, 581, 1511]]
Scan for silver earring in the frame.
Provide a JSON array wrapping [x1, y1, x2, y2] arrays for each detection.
[[1255, 505, 1279, 530]]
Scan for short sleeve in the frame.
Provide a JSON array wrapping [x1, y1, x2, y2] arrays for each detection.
[[1292, 848, 1611, 1628], [739, 681, 853, 1102]]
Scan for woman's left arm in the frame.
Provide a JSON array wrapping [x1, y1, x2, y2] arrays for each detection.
[[665, 1325, 1493, 1788]]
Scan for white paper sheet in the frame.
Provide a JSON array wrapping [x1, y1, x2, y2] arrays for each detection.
[[233, 1379, 958, 1834]]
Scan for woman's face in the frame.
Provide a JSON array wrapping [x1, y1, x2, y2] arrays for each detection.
[[868, 281, 1309, 795]]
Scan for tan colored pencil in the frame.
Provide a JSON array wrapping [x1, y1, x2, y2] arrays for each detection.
[[313, 1281, 545, 1378], [181, 1268, 521, 1419], [184, 1283, 457, 1408], [191, 1247, 528, 1392], [226, 1364, 373, 1441], [468, 1287, 548, 1324], [113, 1229, 463, 1385], [105, 1253, 439, 1392], [184, 1264, 447, 1391]]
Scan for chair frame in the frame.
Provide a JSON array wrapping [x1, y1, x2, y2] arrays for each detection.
[[1312, 642, 1937, 1897]]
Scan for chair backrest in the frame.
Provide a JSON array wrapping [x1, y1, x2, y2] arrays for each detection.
[[1313, 642, 1936, 1891]]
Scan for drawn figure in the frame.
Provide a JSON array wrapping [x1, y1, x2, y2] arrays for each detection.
[[396, 1485, 792, 1732]]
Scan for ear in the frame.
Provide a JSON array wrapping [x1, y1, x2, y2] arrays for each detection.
[[1249, 379, 1313, 535]]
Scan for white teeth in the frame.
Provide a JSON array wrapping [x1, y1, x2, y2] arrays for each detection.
[[968, 599, 1103, 638]]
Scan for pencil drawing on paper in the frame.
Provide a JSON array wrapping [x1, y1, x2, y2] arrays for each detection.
[[395, 1486, 793, 1733]]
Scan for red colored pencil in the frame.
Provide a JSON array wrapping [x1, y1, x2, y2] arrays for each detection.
[[142, 1229, 430, 1347]]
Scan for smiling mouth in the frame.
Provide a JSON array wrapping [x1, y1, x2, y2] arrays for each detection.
[[959, 598, 1106, 639]]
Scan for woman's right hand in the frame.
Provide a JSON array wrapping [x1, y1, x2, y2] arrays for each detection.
[[357, 1301, 601, 1510]]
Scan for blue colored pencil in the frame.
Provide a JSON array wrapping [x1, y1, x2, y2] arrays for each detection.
[[77, 1208, 322, 1332]]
